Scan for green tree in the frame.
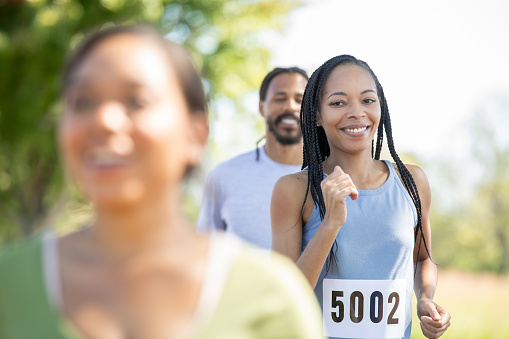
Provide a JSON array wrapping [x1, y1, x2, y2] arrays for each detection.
[[428, 92, 509, 274], [465, 93, 509, 273], [0, 0, 299, 245]]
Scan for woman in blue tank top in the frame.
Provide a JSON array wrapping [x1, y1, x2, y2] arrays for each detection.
[[271, 55, 451, 339]]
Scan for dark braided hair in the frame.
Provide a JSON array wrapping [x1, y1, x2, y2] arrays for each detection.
[[255, 66, 309, 160], [300, 55, 431, 271]]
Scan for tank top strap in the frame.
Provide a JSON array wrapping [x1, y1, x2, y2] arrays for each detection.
[[383, 159, 396, 177], [382, 159, 418, 225]]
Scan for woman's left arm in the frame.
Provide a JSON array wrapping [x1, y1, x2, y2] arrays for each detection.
[[407, 165, 451, 339]]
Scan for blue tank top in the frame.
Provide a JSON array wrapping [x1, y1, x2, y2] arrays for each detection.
[[302, 160, 416, 339]]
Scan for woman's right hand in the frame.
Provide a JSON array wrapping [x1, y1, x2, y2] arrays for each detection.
[[271, 166, 358, 288], [320, 166, 358, 230]]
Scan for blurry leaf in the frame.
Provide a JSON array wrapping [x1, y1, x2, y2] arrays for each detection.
[[0, 0, 299, 245]]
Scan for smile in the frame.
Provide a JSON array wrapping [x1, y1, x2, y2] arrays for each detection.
[[343, 126, 368, 133], [280, 118, 299, 126], [88, 148, 128, 168]]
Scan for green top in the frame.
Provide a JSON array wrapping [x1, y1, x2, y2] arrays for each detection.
[[0, 233, 323, 339]]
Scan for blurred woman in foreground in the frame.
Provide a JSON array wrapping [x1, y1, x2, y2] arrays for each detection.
[[0, 25, 322, 339]]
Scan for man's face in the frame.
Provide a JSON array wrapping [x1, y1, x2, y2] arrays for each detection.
[[260, 73, 308, 145]]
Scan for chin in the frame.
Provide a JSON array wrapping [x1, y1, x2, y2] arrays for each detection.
[[86, 181, 146, 211]]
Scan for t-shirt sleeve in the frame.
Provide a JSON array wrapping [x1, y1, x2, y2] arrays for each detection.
[[256, 254, 325, 339], [201, 247, 324, 339], [0, 235, 81, 339], [196, 169, 225, 232]]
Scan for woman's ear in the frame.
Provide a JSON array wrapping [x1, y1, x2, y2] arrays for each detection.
[[187, 112, 209, 167]]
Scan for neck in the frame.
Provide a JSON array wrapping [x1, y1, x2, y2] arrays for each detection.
[[323, 149, 381, 186], [90, 187, 193, 260], [263, 133, 302, 165]]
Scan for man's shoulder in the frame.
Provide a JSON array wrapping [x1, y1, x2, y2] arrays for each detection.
[[210, 149, 259, 174]]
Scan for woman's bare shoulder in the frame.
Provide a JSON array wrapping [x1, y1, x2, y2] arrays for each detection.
[[390, 162, 431, 203], [404, 164, 429, 186], [390, 162, 428, 185], [274, 170, 309, 195], [272, 170, 316, 218]]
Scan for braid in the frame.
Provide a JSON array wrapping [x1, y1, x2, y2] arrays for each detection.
[[374, 109, 384, 160], [299, 61, 339, 271], [301, 55, 361, 269], [380, 93, 432, 267], [300, 55, 431, 274]]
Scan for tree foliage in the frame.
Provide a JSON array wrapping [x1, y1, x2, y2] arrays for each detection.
[[0, 0, 299, 245], [429, 92, 509, 274]]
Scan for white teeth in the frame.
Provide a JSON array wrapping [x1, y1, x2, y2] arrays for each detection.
[[344, 126, 367, 133], [281, 118, 298, 125], [90, 149, 125, 167]]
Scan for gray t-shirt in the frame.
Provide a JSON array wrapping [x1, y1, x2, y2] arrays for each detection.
[[196, 147, 302, 249]]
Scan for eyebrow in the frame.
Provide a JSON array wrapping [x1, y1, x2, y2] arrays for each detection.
[[273, 91, 288, 96], [326, 89, 376, 99], [67, 77, 145, 91]]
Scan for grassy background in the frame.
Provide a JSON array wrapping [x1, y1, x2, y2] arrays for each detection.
[[411, 269, 509, 339]]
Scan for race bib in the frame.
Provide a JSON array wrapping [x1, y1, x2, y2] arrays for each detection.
[[323, 279, 406, 338]]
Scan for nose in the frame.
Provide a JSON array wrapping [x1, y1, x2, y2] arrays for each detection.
[[346, 100, 366, 119], [94, 101, 130, 133], [287, 98, 301, 113]]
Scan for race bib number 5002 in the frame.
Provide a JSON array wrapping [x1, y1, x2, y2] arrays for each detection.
[[323, 279, 406, 338]]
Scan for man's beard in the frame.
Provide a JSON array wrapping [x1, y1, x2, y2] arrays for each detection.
[[267, 112, 303, 145]]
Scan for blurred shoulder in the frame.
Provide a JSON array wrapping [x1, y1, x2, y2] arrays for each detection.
[[206, 149, 258, 181], [215, 233, 312, 295], [228, 241, 322, 334], [214, 149, 258, 170], [202, 235, 322, 338], [234, 242, 305, 283], [0, 233, 44, 302], [0, 233, 42, 268]]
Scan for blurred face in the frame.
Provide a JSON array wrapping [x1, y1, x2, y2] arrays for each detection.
[[318, 64, 381, 154], [59, 34, 206, 208], [259, 73, 307, 145]]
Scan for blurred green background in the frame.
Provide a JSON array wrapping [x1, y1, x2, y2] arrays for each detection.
[[0, 0, 298, 239], [1, 1, 508, 338]]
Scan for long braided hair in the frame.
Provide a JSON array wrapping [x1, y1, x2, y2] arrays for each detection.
[[300, 55, 430, 271]]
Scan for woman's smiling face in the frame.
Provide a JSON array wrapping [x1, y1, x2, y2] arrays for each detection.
[[318, 64, 381, 155], [59, 34, 204, 209]]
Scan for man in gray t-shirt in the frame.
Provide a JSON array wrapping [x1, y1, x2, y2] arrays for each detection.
[[196, 67, 308, 249]]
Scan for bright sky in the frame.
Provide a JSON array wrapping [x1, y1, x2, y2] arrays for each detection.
[[207, 0, 509, 204], [264, 0, 509, 161]]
